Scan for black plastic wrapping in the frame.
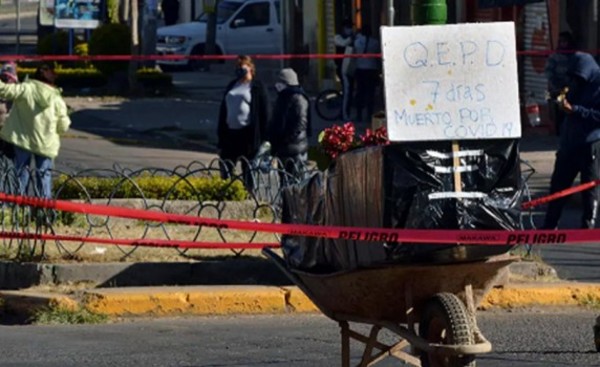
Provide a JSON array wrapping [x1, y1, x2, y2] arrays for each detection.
[[281, 139, 522, 273]]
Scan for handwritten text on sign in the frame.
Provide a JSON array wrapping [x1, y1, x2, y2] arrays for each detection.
[[381, 22, 521, 142]]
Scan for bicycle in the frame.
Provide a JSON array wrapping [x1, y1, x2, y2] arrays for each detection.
[[315, 87, 344, 121]]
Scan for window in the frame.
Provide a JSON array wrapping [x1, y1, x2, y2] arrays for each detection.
[[274, 1, 280, 24], [232, 2, 270, 27], [196, 1, 242, 24]]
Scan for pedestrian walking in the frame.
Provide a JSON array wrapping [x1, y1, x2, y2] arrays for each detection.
[[217, 55, 269, 190], [545, 31, 577, 135], [269, 68, 311, 184], [334, 19, 355, 121], [353, 25, 381, 124], [543, 52, 600, 229], [0, 64, 71, 198]]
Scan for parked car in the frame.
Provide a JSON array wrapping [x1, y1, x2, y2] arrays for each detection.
[[156, 0, 282, 70]]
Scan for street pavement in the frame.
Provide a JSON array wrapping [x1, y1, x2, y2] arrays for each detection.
[[0, 311, 598, 366]]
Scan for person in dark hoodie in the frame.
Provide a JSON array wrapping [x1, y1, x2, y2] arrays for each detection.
[[269, 68, 311, 184], [217, 55, 269, 190], [543, 52, 600, 229], [545, 31, 577, 135]]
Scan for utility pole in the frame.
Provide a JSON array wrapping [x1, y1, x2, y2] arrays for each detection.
[[204, 0, 219, 71], [128, 0, 139, 92], [411, 0, 447, 25]]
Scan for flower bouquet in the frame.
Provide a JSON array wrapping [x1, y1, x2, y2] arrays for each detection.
[[317, 122, 390, 161]]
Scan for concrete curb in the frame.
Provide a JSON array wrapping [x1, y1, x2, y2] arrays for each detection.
[[3, 283, 600, 319]]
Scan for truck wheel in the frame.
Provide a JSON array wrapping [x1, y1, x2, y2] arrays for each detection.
[[419, 293, 476, 367], [188, 44, 207, 71]]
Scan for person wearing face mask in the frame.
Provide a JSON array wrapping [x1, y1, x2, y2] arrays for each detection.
[[268, 68, 311, 184], [543, 52, 600, 229], [0, 64, 71, 199], [217, 55, 269, 190], [334, 19, 355, 120]]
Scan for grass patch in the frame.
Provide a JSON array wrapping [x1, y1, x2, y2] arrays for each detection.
[[579, 294, 600, 309], [31, 306, 109, 325], [511, 245, 544, 262]]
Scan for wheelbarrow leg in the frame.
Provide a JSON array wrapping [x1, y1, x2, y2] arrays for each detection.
[[359, 326, 381, 367], [465, 284, 485, 343], [340, 321, 350, 367]]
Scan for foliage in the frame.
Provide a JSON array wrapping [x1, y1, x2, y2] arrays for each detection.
[[36, 31, 88, 68], [137, 68, 162, 75], [579, 294, 600, 309], [318, 122, 390, 160], [88, 23, 131, 76], [106, 0, 120, 24], [16, 66, 172, 92], [53, 175, 248, 201], [31, 306, 108, 325], [18, 66, 107, 90], [137, 69, 173, 90], [307, 146, 332, 171], [37, 31, 70, 56]]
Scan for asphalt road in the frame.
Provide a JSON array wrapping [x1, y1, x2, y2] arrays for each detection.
[[0, 309, 598, 366]]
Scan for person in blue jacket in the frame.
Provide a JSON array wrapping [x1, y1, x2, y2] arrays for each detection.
[[543, 52, 600, 229]]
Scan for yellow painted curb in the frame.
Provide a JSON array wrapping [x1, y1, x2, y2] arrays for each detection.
[[480, 284, 600, 309], [82, 286, 288, 316], [285, 284, 600, 312], [283, 287, 319, 313], [5, 283, 600, 319]]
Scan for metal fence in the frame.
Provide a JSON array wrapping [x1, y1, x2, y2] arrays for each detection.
[[0, 156, 318, 261]]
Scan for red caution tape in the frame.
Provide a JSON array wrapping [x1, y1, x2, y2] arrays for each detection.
[[0, 49, 572, 63], [0, 231, 277, 249], [0, 53, 382, 62], [0, 192, 595, 247], [521, 179, 600, 210]]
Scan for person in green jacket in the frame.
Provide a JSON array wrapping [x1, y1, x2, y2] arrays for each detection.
[[0, 64, 71, 198]]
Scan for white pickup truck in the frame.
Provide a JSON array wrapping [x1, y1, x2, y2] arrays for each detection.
[[156, 0, 282, 69]]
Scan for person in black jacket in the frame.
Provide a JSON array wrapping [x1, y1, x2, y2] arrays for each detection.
[[217, 55, 269, 190], [543, 52, 600, 229], [269, 68, 311, 184]]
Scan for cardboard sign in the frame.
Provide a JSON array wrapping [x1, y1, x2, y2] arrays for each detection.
[[381, 22, 521, 142]]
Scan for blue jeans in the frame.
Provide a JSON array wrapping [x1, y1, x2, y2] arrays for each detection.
[[13, 146, 53, 198]]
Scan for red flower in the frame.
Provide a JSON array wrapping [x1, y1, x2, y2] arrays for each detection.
[[319, 123, 389, 160]]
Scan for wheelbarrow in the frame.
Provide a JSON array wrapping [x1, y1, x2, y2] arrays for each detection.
[[263, 247, 517, 367]]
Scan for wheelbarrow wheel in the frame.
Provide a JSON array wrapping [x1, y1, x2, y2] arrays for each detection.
[[419, 293, 476, 367]]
